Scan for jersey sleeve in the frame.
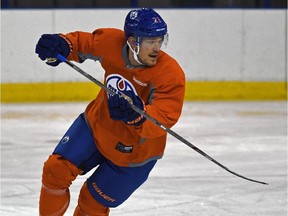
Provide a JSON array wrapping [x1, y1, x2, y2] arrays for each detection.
[[63, 31, 95, 62], [64, 28, 117, 63], [138, 62, 186, 138]]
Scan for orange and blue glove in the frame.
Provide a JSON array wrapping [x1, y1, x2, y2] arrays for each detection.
[[108, 91, 146, 126], [35, 34, 71, 66]]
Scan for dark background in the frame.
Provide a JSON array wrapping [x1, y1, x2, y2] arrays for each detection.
[[1, 0, 287, 8]]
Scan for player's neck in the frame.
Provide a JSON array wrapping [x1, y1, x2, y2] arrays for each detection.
[[128, 49, 142, 66]]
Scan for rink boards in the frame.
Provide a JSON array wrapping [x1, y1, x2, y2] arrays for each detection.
[[1, 81, 287, 103]]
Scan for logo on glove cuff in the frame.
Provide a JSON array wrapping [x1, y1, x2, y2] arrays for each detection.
[[106, 74, 137, 98]]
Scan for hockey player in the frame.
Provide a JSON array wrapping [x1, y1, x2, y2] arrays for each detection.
[[36, 8, 185, 216]]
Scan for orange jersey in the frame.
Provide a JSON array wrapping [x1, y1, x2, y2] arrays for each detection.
[[64, 28, 185, 167]]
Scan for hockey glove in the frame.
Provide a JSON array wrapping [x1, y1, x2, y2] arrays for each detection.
[[108, 91, 146, 126], [35, 34, 71, 66]]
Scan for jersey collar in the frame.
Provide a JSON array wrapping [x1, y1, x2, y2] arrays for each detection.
[[122, 44, 146, 69]]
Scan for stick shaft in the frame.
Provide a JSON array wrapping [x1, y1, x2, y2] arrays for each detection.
[[57, 54, 268, 185]]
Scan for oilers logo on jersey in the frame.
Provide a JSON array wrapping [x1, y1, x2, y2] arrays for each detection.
[[106, 74, 137, 97]]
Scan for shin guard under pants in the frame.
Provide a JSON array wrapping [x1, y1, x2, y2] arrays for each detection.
[[74, 182, 110, 216], [39, 154, 81, 216]]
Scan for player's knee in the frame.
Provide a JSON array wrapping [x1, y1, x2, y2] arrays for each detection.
[[42, 154, 81, 189], [75, 182, 110, 216]]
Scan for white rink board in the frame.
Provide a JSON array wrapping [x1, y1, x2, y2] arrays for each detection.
[[1, 9, 286, 83]]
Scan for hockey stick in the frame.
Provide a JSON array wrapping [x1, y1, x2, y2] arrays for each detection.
[[56, 54, 268, 185]]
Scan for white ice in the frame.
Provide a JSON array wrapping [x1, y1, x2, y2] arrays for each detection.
[[1, 101, 287, 215]]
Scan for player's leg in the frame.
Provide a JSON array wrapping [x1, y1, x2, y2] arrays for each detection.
[[39, 154, 81, 216], [40, 113, 101, 216], [73, 182, 110, 216], [74, 159, 157, 215]]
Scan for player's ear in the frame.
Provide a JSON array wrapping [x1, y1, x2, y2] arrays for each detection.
[[127, 36, 136, 48]]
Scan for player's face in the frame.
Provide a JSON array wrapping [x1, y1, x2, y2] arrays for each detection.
[[138, 37, 163, 66]]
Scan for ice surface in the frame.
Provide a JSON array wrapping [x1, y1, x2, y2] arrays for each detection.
[[1, 101, 287, 215]]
